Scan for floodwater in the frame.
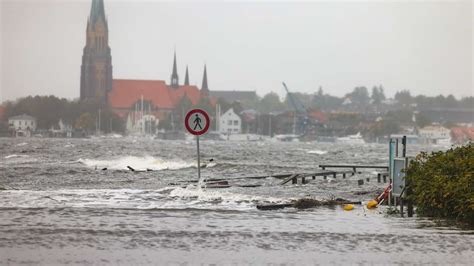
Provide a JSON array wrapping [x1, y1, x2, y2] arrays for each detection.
[[0, 137, 472, 265]]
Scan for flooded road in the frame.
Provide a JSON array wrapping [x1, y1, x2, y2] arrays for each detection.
[[0, 137, 473, 265]]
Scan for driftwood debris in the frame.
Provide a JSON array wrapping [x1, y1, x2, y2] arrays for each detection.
[[257, 198, 362, 211]]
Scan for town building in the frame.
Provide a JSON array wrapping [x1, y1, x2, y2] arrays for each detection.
[[49, 119, 73, 138], [418, 125, 451, 144], [219, 108, 242, 134], [450, 127, 474, 144], [8, 114, 37, 137], [80, 0, 214, 134]]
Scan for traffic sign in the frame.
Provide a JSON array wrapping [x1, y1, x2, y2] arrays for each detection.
[[184, 109, 210, 136], [184, 109, 211, 187]]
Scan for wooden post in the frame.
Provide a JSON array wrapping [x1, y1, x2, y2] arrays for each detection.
[[343, 173, 346, 179], [292, 176, 297, 184], [377, 173, 381, 183], [400, 197, 404, 217], [312, 175, 315, 180], [406, 178, 414, 217], [324, 175, 327, 180], [333, 172, 336, 178], [383, 174, 387, 183], [301, 177, 306, 184], [407, 200, 414, 217]]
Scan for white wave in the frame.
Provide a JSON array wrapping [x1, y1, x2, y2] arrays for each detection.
[[16, 142, 28, 146], [169, 186, 284, 205], [307, 150, 328, 155], [78, 156, 196, 171], [4, 154, 29, 159], [0, 188, 284, 211]]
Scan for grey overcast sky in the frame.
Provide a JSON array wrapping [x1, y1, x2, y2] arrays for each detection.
[[1, 0, 473, 102]]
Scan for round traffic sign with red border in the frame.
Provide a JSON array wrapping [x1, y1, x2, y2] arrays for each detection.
[[184, 109, 210, 135]]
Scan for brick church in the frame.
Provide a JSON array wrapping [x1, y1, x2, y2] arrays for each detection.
[[80, 0, 213, 131]]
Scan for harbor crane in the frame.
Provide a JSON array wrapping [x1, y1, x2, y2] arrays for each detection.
[[282, 82, 310, 135]]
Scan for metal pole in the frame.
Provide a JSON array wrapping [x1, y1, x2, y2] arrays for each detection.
[[402, 135, 407, 157], [197, 135, 201, 187], [395, 138, 399, 157]]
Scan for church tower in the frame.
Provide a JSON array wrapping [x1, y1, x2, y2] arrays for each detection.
[[170, 51, 179, 88], [184, 65, 190, 86], [80, 0, 113, 103], [200, 64, 210, 97]]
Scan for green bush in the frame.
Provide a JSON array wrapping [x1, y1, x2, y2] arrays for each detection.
[[406, 143, 473, 224]]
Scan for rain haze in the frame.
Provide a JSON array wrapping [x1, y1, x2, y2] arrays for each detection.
[[1, 0, 472, 102], [1, 1, 474, 265]]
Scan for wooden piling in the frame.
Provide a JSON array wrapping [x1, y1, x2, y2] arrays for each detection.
[[400, 197, 404, 217]]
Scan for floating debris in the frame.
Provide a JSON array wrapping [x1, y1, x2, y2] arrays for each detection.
[[257, 198, 362, 211]]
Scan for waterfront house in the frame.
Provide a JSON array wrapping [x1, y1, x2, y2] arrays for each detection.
[[418, 125, 451, 144], [219, 108, 242, 134], [8, 114, 37, 137]]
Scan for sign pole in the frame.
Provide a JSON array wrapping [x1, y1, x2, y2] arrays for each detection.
[[196, 135, 201, 187], [184, 109, 210, 188]]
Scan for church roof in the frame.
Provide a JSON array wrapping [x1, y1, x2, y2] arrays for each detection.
[[108, 79, 203, 110], [170, 85, 202, 105], [9, 114, 36, 121]]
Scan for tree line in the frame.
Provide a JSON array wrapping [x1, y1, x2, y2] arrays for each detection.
[[1, 96, 125, 133], [250, 86, 473, 114]]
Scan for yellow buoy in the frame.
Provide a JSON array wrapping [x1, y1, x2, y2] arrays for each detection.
[[343, 204, 354, 211], [367, 200, 378, 209]]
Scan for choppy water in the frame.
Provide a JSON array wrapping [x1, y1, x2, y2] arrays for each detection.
[[0, 137, 472, 265]]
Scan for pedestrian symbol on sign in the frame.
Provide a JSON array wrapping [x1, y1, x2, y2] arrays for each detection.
[[193, 114, 203, 130]]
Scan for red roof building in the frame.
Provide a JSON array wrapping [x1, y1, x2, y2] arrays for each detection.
[[107, 78, 209, 119], [451, 127, 474, 144]]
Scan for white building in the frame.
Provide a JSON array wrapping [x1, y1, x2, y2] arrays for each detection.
[[126, 113, 158, 135], [219, 108, 241, 134], [50, 119, 73, 138], [419, 125, 451, 144], [8, 114, 37, 137]]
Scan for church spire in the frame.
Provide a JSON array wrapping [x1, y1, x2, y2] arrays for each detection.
[[201, 64, 209, 96], [170, 51, 179, 88], [89, 0, 106, 25], [184, 65, 190, 86]]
